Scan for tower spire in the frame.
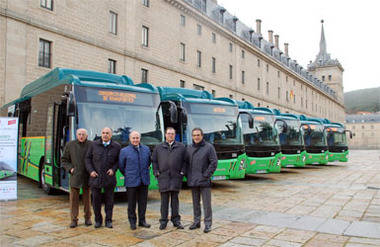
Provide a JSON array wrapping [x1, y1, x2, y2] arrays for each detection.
[[319, 20, 327, 57]]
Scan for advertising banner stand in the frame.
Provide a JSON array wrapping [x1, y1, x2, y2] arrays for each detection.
[[0, 117, 19, 201]]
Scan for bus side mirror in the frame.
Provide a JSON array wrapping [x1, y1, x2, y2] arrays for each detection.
[[238, 111, 254, 128], [181, 107, 188, 125], [274, 119, 287, 133], [167, 101, 178, 124], [67, 92, 76, 117]]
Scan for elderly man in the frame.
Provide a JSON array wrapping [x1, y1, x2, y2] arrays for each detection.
[[186, 128, 217, 233], [152, 127, 186, 230], [85, 127, 120, 228], [119, 131, 151, 230], [62, 128, 92, 228]]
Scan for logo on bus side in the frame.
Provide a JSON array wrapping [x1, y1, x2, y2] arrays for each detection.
[[98, 91, 136, 103]]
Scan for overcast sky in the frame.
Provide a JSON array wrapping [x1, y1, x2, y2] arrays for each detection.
[[217, 0, 379, 92]]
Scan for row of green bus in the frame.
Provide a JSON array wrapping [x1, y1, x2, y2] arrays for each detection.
[[1, 68, 352, 193]]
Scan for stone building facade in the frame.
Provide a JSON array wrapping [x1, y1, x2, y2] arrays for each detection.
[[346, 114, 380, 149], [0, 0, 345, 122]]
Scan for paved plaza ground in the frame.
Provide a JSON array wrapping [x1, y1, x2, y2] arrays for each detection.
[[1, 150, 380, 246]]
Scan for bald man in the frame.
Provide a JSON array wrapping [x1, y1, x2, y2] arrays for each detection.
[[119, 131, 151, 230], [85, 127, 121, 228], [62, 128, 92, 228]]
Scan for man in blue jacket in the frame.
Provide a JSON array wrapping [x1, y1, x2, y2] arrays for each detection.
[[119, 131, 151, 230]]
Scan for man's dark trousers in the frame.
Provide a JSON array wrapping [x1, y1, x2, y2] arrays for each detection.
[[191, 186, 212, 227], [91, 186, 114, 224], [127, 185, 148, 224], [160, 191, 180, 225]]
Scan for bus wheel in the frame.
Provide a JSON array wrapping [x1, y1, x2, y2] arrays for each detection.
[[40, 164, 52, 194]]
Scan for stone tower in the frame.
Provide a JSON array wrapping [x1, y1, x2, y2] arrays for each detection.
[[308, 20, 344, 104]]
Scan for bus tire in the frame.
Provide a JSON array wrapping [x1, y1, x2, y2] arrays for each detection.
[[39, 163, 52, 194]]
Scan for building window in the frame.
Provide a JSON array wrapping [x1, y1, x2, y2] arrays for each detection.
[[180, 15, 186, 26], [212, 32, 216, 43], [38, 39, 51, 68], [40, 0, 53, 10], [200, 0, 207, 12], [212, 57, 216, 73], [229, 65, 233, 79], [142, 0, 149, 7], [193, 84, 204, 91], [286, 91, 289, 102], [266, 82, 269, 95], [241, 70, 245, 84], [301, 97, 304, 107], [293, 94, 296, 103], [257, 78, 260, 90], [258, 103, 261, 107], [142, 26, 149, 47], [241, 50, 245, 59], [266, 64, 269, 72], [257, 59, 260, 67], [180, 43, 186, 61], [197, 50, 202, 67], [109, 11, 118, 35], [197, 24, 202, 35], [211, 90, 216, 97], [141, 68, 148, 83], [328, 75, 332, 81], [278, 87, 281, 98], [306, 99, 308, 109], [322, 75, 325, 81], [229, 94, 233, 99], [180, 80, 185, 88], [286, 76, 288, 82], [108, 59, 116, 74], [277, 70, 280, 78], [229, 42, 233, 52]]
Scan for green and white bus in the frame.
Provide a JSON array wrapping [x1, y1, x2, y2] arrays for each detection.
[[157, 87, 253, 180], [3, 68, 165, 193], [323, 119, 352, 162]]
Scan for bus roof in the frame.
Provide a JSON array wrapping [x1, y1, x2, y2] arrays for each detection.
[[322, 119, 345, 128], [158, 87, 237, 106], [298, 115, 324, 125], [234, 100, 276, 115], [272, 109, 299, 121], [3, 68, 158, 107]]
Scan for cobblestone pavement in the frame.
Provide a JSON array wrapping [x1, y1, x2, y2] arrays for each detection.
[[1, 150, 380, 246]]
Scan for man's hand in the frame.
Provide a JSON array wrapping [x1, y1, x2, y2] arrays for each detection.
[[70, 168, 74, 174], [90, 171, 98, 178], [106, 169, 114, 176]]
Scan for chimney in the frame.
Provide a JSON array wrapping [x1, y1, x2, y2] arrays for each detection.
[[284, 43, 289, 57], [268, 30, 273, 44], [256, 19, 262, 35], [274, 34, 279, 49]]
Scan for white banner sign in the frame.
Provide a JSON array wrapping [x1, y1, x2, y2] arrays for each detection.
[[0, 117, 18, 201]]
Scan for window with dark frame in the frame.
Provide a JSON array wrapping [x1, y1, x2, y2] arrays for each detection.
[[180, 80, 185, 88], [241, 50, 245, 58], [197, 24, 202, 35], [241, 70, 245, 84], [211, 90, 216, 97], [180, 15, 186, 26], [229, 65, 233, 79], [193, 84, 204, 91], [212, 32, 216, 43], [257, 58, 260, 67], [40, 0, 53, 10], [212, 57, 216, 73], [197, 50, 202, 67], [229, 42, 233, 52], [108, 59, 116, 74], [142, 25, 149, 47], [109, 11, 118, 35], [257, 78, 260, 90], [266, 82, 269, 95], [278, 87, 281, 98], [141, 68, 148, 83], [142, 0, 149, 7], [38, 39, 52, 68], [180, 43, 186, 61]]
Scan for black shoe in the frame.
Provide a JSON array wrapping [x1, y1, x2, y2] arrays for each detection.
[[85, 219, 92, 226], [189, 222, 200, 230], [105, 221, 113, 228], [204, 226, 211, 233], [173, 223, 184, 229], [94, 222, 102, 228], [159, 223, 167, 230], [130, 224, 137, 230], [138, 222, 151, 228], [69, 221, 78, 228]]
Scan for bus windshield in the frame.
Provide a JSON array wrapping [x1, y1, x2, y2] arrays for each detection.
[[326, 127, 347, 147], [75, 87, 163, 146], [277, 119, 303, 146], [241, 114, 279, 146], [184, 102, 241, 145], [302, 124, 326, 147]]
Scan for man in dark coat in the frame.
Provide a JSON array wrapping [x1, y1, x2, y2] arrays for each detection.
[[186, 127, 217, 233], [119, 131, 151, 230], [152, 127, 186, 230], [85, 127, 120, 229], [61, 128, 92, 228]]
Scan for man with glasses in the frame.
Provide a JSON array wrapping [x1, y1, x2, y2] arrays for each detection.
[[62, 128, 92, 228], [152, 127, 186, 230], [186, 128, 217, 233], [85, 127, 121, 228]]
